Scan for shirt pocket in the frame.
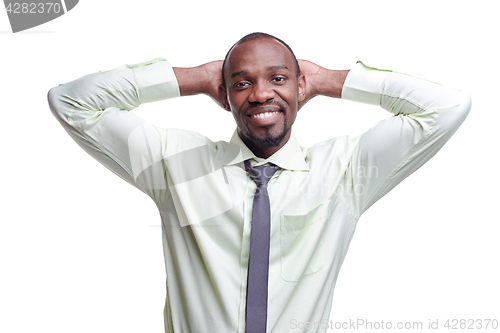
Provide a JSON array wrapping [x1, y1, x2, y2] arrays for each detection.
[[280, 200, 330, 282]]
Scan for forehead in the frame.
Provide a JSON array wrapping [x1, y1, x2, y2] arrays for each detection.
[[226, 39, 295, 77]]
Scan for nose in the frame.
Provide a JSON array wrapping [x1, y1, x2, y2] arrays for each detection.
[[248, 81, 275, 103]]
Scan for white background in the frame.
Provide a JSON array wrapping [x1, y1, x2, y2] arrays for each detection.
[[1, 1, 498, 332]]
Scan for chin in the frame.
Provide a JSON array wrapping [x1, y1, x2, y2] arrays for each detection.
[[250, 124, 290, 149]]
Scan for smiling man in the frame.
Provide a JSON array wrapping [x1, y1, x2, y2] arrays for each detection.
[[48, 33, 471, 332]]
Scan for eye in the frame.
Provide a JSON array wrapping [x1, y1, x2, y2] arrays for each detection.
[[234, 81, 250, 89], [272, 77, 286, 84]]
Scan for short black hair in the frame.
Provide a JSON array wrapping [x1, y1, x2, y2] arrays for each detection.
[[221, 32, 300, 89]]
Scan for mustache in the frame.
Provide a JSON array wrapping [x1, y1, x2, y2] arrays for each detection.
[[242, 100, 287, 114]]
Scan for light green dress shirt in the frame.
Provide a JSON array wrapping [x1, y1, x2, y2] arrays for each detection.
[[48, 58, 471, 333]]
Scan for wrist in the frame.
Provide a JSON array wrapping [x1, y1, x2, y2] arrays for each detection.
[[318, 69, 349, 99], [173, 66, 207, 96]]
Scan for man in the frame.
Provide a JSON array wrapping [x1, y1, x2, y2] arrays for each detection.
[[48, 33, 471, 332]]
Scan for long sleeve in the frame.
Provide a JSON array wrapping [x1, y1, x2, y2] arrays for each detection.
[[47, 58, 180, 204], [340, 61, 471, 218]]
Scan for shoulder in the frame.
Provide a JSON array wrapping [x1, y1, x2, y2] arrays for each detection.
[[305, 134, 361, 167], [162, 127, 229, 158]]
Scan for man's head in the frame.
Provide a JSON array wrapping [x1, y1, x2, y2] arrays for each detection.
[[221, 33, 301, 89], [219, 33, 305, 158]]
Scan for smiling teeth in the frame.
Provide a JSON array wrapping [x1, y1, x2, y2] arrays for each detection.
[[252, 111, 278, 119]]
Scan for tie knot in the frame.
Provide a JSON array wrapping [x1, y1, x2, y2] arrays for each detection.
[[244, 160, 280, 187]]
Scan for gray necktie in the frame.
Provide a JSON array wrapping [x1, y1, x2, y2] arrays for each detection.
[[244, 160, 281, 333]]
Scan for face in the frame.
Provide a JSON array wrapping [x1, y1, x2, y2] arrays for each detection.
[[221, 38, 305, 157]]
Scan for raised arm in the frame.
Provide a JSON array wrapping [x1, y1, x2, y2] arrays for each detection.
[[341, 62, 471, 217], [298, 60, 471, 218], [47, 58, 180, 203]]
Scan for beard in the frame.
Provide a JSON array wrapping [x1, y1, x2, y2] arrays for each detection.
[[247, 117, 290, 149]]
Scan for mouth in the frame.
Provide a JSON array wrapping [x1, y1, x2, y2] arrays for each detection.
[[249, 111, 280, 119], [247, 107, 284, 127]]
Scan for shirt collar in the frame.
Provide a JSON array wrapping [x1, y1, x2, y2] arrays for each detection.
[[219, 129, 309, 171]]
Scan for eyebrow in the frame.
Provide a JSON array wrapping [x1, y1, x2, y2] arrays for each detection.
[[231, 70, 248, 79], [230, 65, 290, 79], [266, 65, 289, 71]]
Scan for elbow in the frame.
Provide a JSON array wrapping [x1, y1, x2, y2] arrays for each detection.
[[457, 90, 472, 121], [47, 86, 60, 111], [437, 90, 472, 136], [451, 90, 472, 129], [47, 85, 66, 122]]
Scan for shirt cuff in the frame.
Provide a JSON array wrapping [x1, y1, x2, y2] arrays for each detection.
[[129, 57, 180, 104], [341, 61, 391, 106]]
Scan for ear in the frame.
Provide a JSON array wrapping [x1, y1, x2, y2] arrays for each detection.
[[297, 74, 306, 103], [218, 85, 231, 112]]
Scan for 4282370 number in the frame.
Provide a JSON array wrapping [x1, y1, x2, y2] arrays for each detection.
[[5, 2, 62, 14], [444, 319, 498, 330]]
